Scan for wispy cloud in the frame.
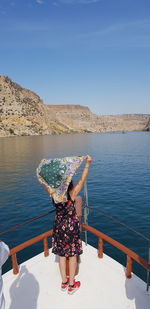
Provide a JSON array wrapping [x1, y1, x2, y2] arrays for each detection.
[[36, 0, 44, 4], [0, 19, 150, 49], [54, 0, 100, 4], [76, 20, 150, 48], [1, 0, 99, 8]]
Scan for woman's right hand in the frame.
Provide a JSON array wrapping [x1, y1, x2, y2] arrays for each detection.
[[86, 155, 92, 165]]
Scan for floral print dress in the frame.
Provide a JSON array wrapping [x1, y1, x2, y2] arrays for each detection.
[[52, 196, 82, 257]]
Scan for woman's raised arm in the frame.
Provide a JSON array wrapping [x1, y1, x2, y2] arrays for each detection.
[[70, 155, 92, 200]]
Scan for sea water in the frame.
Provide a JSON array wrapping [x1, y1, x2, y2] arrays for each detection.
[[0, 132, 150, 282]]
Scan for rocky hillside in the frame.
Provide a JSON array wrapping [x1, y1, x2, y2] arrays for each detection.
[[0, 76, 71, 136], [48, 106, 150, 133], [0, 75, 150, 137]]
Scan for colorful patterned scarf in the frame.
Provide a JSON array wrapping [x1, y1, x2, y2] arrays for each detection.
[[36, 156, 86, 204]]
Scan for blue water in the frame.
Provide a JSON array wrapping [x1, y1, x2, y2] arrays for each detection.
[[0, 132, 150, 282]]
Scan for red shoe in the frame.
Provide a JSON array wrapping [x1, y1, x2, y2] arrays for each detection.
[[61, 279, 69, 291], [68, 281, 81, 295]]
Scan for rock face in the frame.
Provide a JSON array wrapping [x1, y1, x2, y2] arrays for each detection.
[[0, 76, 69, 136], [0, 75, 150, 137], [145, 117, 150, 131]]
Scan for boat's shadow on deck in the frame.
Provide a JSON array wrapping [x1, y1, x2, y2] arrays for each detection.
[[124, 267, 149, 309], [8, 265, 39, 309]]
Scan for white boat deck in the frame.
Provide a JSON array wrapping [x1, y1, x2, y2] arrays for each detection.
[[3, 243, 150, 309]]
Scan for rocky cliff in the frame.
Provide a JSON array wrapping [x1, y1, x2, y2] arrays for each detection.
[[0, 76, 71, 136], [0, 75, 150, 137]]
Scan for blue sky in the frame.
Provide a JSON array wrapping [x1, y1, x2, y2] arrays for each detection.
[[0, 0, 150, 115]]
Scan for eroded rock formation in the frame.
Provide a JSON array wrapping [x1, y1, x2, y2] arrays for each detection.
[[0, 75, 149, 137]]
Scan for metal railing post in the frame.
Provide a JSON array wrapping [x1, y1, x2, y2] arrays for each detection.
[[146, 242, 150, 292], [83, 181, 89, 246]]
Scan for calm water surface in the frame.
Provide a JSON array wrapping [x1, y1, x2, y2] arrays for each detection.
[[0, 132, 150, 282]]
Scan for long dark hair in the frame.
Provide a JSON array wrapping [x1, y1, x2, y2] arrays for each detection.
[[67, 180, 74, 200]]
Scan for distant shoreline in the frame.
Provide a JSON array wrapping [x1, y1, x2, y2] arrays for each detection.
[[0, 129, 150, 138], [0, 76, 150, 137]]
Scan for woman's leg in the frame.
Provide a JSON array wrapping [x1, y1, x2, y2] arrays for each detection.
[[74, 196, 82, 218], [69, 256, 77, 285], [59, 257, 67, 283], [74, 196, 82, 232]]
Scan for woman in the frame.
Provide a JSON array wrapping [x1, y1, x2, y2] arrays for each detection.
[[51, 155, 92, 294]]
